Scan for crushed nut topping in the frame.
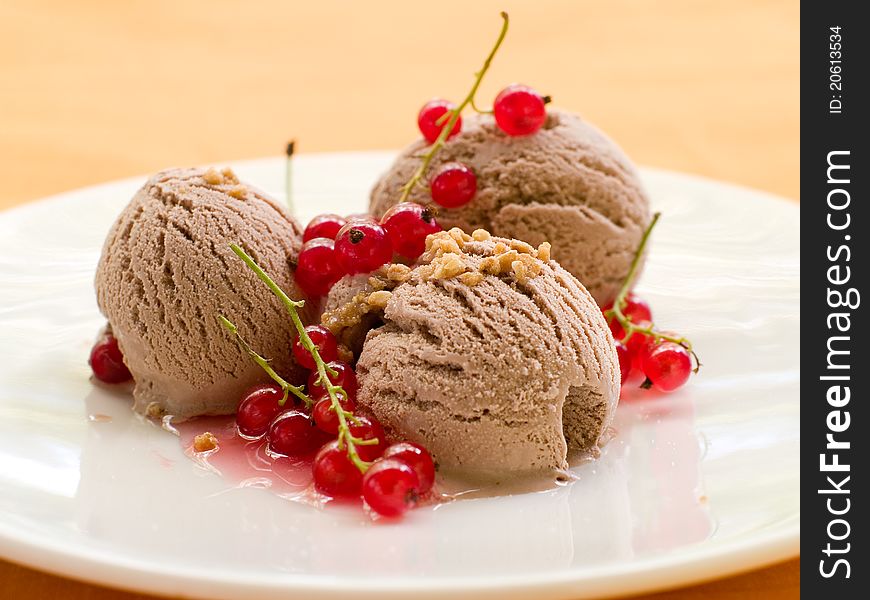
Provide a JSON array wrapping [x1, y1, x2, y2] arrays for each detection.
[[202, 168, 223, 185], [221, 167, 240, 184], [193, 432, 218, 453], [432, 252, 466, 279], [509, 239, 535, 254], [386, 263, 412, 283], [321, 227, 555, 360], [145, 402, 165, 418], [202, 167, 240, 187], [227, 185, 247, 199], [459, 271, 485, 286], [366, 290, 392, 309], [419, 228, 550, 285], [322, 292, 371, 334]]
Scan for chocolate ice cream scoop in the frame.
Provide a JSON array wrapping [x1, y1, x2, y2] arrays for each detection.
[[369, 109, 651, 305], [344, 229, 620, 481], [95, 167, 308, 420]]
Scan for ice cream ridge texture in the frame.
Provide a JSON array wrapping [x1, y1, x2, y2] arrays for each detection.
[[370, 109, 652, 306], [95, 167, 309, 420], [322, 228, 621, 481]]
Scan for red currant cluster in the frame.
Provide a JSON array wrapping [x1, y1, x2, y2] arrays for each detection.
[[235, 327, 435, 517], [223, 245, 437, 518], [398, 14, 548, 212], [296, 204, 441, 298], [602, 213, 699, 393], [416, 85, 547, 210], [89, 330, 132, 384], [603, 293, 694, 392]]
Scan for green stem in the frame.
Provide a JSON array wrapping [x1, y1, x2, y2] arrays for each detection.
[[228, 244, 372, 472], [285, 140, 295, 212], [605, 213, 701, 372], [611, 212, 660, 318], [218, 315, 310, 406], [398, 12, 509, 203]]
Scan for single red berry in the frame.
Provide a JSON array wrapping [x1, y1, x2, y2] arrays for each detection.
[[640, 342, 693, 392], [381, 202, 442, 260], [236, 383, 286, 438], [313, 440, 363, 497], [89, 333, 132, 384], [334, 221, 393, 275], [430, 162, 477, 209], [292, 325, 338, 370], [307, 361, 358, 399], [348, 416, 387, 462], [625, 320, 654, 369], [493, 84, 547, 136], [417, 99, 462, 144], [616, 342, 632, 385], [267, 410, 328, 457], [362, 458, 420, 518], [383, 442, 435, 494], [312, 394, 357, 435], [624, 294, 653, 323], [303, 214, 346, 242], [296, 237, 343, 298], [604, 293, 653, 340]]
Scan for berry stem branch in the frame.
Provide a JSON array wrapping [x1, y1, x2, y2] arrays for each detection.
[[228, 244, 373, 472], [218, 315, 310, 407], [398, 11, 509, 203], [605, 213, 700, 370]]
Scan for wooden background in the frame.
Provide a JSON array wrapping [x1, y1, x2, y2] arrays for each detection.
[[0, 0, 799, 598]]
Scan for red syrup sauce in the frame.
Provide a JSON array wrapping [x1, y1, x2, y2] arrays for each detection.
[[173, 416, 324, 505], [171, 416, 459, 513]]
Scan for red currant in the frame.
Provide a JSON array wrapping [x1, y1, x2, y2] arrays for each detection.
[[307, 361, 358, 399], [430, 162, 477, 208], [493, 84, 547, 136], [312, 394, 356, 435], [605, 293, 653, 340], [89, 333, 132, 384], [267, 410, 328, 457], [383, 442, 435, 494], [417, 99, 462, 144], [625, 321, 654, 369], [236, 383, 286, 438], [313, 440, 363, 497], [303, 214, 346, 242], [624, 294, 653, 322], [292, 325, 338, 370], [348, 416, 387, 462], [296, 237, 343, 298], [381, 202, 442, 260], [334, 221, 393, 275], [640, 342, 692, 392], [616, 341, 632, 384], [362, 459, 420, 518]]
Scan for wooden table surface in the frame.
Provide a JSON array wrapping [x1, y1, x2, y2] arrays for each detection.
[[0, 1, 799, 598]]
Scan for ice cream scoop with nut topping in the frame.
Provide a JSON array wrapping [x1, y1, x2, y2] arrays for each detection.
[[323, 228, 620, 481]]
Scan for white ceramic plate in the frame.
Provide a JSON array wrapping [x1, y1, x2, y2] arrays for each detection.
[[0, 153, 799, 599]]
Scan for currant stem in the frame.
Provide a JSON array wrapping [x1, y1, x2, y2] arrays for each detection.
[[605, 212, 701, 372], [398, 11, 509, 203], [228, 244, 371, 472], [285, 140, 295, 212], [217, 315, 310, 407], [611, 212, 659, 322]]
